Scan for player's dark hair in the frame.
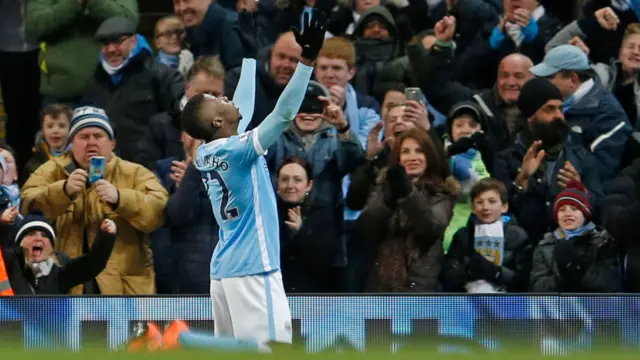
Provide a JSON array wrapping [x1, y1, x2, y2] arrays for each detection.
[[277, 156, 313, 182], [181, 94, 215, 141]]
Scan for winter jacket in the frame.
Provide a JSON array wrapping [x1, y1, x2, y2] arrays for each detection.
[[266, 124, 366, 265], [562, 78, 631, 181], [21, 135, 70, 187], [357, 173, 456, 292], [1, 229, 115, 295], [352, 6, 403, 100], [407, 43, 525, 153], [20, 153, 168, 295], [529, 227, 620, 293], [278, 200, 345, 293], [84, 41, 185, 163], [25, 0, 139, 100], [493, 134, 604, 242], [186, 2, 245, 70], [0, 0, 38, 52], [458, 8, 562, 90], [441, 215, 532, 292], [224, 46, 284, 131], [134, 111, 184, 171], [165, 164, 218, 294]]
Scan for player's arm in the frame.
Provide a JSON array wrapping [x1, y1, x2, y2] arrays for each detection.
[[255, 9, 328, 152]]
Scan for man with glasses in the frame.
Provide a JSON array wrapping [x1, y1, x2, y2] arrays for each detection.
[[83, 17, 185, 164]]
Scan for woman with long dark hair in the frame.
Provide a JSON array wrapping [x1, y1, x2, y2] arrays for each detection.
[[357, 128, 458, 292]]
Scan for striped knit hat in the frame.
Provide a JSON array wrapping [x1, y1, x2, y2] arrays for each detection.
[[554, 181, 592, 221], [15, 210, 56, 246], [68, 106, 115, 143]]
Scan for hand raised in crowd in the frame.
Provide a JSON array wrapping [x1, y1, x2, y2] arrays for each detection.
[[514, 140, 545, 190], [65, 169, 88, 198], [569, 36, 590, 55], [498, 16, 507, 33], [512, 8, 532, 28], [329, 85, 346, 108], [1, 206, 19, 224], [557, 161, 581, 188], [503, 0, 513, 21], [434, 16, 456, 43], [291, 8, 329, 63], [170, 159, 190, 187], [285, 206, 302, 231], [95, 179, 119, 205], [319, 96, 349, 133], [101, 218, 117, 235], [595, 7, 619, 30], [366, 122, 391, 160], [403, 100, 430, 131]]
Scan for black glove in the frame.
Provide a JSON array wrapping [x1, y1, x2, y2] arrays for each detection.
[[382, 165, 412, 208], [470, 131, 486, 150], [291, 9, 329, 61], [553, 241, 586, 280], [467, 251, 501, 281], [447, 136, 475, 157]]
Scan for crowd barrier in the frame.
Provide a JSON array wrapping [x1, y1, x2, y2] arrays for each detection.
[[0, 295, 639, 353]]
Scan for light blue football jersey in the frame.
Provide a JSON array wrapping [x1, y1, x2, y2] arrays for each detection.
[[196, 131, 278, 279], [194, 62, 313, 280]]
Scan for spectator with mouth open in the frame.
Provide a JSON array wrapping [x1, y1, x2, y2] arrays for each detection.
[[0, 210, 117, 295]]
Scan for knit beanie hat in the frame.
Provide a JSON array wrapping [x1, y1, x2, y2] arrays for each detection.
[[68, 106, 115, 143], [15, 210, 56, 246], [554, 181, 592, 221], [517, 77, 563, 119]]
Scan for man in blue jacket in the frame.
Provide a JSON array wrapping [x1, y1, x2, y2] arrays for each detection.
[[174, 0, 245, 70], [530, 44, 632, 181]]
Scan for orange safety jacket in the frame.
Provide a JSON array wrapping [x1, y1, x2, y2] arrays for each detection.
[[0, 250, 14, 296]]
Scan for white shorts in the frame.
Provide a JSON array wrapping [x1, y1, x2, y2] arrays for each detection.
[[210, 271, 292, 346]]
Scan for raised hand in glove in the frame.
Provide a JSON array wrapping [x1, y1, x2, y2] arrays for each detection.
[[553, 241, 586, 280], [447, 136, 475, 157], [382, 165, 413, 209], [467, 251, 501, 281], [291, 8, 329, 62]]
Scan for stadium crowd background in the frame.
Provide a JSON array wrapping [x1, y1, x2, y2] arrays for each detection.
[[2, 0, 640, 299]]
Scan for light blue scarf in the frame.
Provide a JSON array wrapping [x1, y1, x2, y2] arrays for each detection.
[[554, 221, 596, 240], [157, 50, 180, 68]]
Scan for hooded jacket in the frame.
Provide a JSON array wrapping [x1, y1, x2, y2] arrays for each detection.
[[84, 35, 185, 163], [352, 6, 401, 98]]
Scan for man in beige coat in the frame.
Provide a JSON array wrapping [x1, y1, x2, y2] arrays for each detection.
[[21, 106, 168, 295]]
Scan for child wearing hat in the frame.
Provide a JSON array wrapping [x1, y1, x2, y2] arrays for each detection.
[[529, 181, 620, 292], [442, 101, 493, 253], [0, 210, 117, 294]]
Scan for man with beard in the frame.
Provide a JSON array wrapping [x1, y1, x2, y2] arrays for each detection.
[[493, 77, 603, 241], [530, 44, 631, 181]]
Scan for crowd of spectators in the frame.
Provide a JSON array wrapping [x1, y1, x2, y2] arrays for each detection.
[[1, 0, 640, 295]]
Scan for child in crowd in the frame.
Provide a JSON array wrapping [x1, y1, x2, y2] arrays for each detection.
[[441, 178, 531, 293], [442, 101, 492, 252], [0, 146, 21, 210], [529, 181, 620, 292], [154, 15, 194, 77], [20, 104, 72, 186]]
